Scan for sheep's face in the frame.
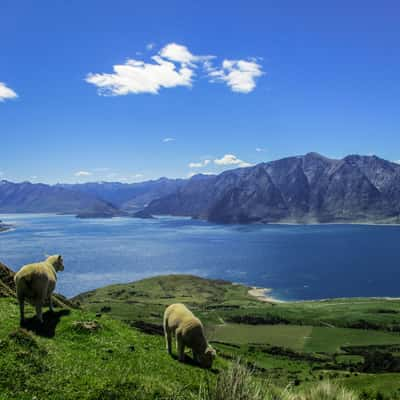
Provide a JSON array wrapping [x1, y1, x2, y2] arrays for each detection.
[[199, 347, 216, 368], [54, 255, 64, 271], [48, 255, 64, 271]]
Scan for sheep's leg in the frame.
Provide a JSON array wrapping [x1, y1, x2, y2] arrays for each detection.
[[165, 328, 172, 355], [176, 332, 185, 362], [49, 296, 54, 313], [35, 303, 43, 323]]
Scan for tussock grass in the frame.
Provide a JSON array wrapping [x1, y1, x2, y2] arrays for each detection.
[[198, 360, 358, 400]]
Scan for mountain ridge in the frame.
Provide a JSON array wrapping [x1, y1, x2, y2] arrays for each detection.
[[144, 153, 400, 224], [1, 153, 400, 224]]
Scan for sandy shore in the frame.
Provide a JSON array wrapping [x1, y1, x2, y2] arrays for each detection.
[[248, 287, 285, 303]]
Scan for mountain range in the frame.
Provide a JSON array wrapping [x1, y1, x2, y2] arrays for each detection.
[[2, 153, 400, 224]]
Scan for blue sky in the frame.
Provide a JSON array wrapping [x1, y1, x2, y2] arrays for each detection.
[[1, 0, 399, 184]]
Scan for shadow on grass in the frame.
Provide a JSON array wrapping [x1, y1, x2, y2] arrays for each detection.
[[21, 309, 71, 338], [170, 353, 219, 373]]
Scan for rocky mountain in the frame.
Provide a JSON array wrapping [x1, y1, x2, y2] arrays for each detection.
[[144, 153, 400, 224], [2, 153, 400, 224], [0, 180, 119, 217]]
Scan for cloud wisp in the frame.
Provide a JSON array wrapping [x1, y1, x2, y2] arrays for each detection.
[[163, 137, 175, 143], [86, 43, 264, 96], [188, 159, 211, 168], [208, 59, 264, 93], [75, 171, 92, 177], [0, 82, 18, 102], [214, 154, 252, 168]]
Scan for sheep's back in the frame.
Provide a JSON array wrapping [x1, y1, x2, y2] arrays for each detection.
[[15, 263, 56, 299]]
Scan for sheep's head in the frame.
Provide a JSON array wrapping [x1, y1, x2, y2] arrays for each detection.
[[47, 255, 64, 272], [199, 346, 216, 369]]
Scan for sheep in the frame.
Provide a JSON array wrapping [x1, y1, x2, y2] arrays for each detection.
[[14, 255, 64, 324], [163, 303, 216, 368]]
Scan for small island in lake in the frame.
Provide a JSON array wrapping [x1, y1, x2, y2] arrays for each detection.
[[0, 220, 12, 232]]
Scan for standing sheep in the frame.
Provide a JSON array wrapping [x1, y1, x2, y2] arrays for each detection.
[[14, 255, 64, 324], [163, 303, 216, 368]]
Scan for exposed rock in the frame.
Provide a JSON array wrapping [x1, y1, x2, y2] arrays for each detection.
[[144, 153, 400, 224]]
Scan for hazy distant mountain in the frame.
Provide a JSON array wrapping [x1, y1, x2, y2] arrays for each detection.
[[144, 153, 400, 224], [58, 178, 185, 212], [0, 180, 119, 217]]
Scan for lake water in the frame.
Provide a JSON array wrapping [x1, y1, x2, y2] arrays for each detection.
[[1, 214, 400, 300]]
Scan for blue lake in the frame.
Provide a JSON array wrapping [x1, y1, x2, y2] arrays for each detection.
[[1, 214, 400, 300]]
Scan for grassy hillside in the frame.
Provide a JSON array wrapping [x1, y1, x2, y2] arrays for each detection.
[[0, 289, 359, 400], [2, 264, 400, 399], [76, 275, 400, 399], [74, 275, 400, 331], [0, 297, 226, 400]]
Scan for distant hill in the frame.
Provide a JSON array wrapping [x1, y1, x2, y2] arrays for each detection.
[[58, 177, 184, 212], [0, 180, 119, 217], [144, 153, 400, 224]]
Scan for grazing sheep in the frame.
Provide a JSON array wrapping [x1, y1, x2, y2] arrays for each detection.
[[163, 303, 216, 368], [14, 255, 64, 324]]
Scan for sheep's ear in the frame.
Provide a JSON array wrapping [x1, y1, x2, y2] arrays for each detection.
[[58, 255, 63, 261]]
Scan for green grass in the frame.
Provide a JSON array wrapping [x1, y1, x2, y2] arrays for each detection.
[[75, 275, 400, 398], [75, 275, 400, 332], [212, 324, 400, 354], [212, 324, 312, 350], [0, 297, 226, 400]]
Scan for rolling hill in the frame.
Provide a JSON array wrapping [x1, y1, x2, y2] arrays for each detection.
[[0, 180, 119, 217]]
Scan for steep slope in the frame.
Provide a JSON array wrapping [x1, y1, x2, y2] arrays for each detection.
[[0, 261, 16, 297], [145, 153, 400, 224], [0, 180, 120, 216]]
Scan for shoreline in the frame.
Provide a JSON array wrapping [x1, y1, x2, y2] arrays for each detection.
[[1, 212, 400, 226], [247, 286, 400, 304], [247, 287, 286, 303]]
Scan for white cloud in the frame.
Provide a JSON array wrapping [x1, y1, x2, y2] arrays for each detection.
[[86, 43, 263, 96], [256, 147, 266, 152], [394, 160, 400, 165], [208, 59, 263, 93], [163, 137, 175, 143], [74, 171, 92, 177], [86, 55, 194, 95], [0, 82, 18, 102], [188, 159, 211, 168], [214, 154, 252, 168]]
